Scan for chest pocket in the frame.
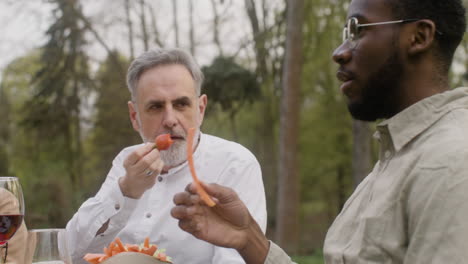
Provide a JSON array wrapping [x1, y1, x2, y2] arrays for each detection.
[[355, 201, 406, 264]]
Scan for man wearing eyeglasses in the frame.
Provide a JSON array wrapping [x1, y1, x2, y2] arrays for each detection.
[[171, 0, 468, 263]]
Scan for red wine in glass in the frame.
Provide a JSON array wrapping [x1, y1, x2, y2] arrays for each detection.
[[0, 215, 23, 243], [0, 177, 25, 263]]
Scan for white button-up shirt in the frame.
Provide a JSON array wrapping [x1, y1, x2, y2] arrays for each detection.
[[67, 133, 267, 264]]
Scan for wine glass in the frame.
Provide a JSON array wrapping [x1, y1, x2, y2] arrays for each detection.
[[0, 177, 25, 264], [27, 229, 72, 264]]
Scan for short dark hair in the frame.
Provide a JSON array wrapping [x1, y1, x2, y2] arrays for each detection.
[[388, 0, 466, 72]]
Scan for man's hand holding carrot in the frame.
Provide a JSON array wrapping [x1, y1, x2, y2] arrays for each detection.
[[171, 183, 269, 264], [119, 143, 165, 199]]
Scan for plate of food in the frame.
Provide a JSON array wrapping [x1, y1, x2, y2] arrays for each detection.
[[84, 237, 172, 264], [100, 252, 170, 264]]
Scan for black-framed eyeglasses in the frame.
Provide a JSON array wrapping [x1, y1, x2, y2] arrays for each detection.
[[342, 17, 442, 49]]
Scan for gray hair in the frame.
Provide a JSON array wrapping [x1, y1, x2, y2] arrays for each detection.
[[126, 48, 204, 101]]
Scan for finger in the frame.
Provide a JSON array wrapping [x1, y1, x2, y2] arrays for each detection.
[[184, 183, 198, 195], [123, 143, 156, 168], [178, 219, 192, 232], [171, 205, 188, 219], [133, 148, 161, 174], [173, 192, 201, 206], [178, 219, 200, 233], [201, 182, 239, 204], [173, 192, 191, 206], [143, 158, 164, 177], [148, 159, 164, 175]]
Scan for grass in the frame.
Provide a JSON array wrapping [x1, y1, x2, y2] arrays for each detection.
[[292, 254, 324, 264]]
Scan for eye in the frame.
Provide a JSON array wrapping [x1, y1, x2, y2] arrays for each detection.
[[173, 98, 192, 109], [148, 102, 164, 111], [356, 27, 366, 37], [174, 101, 189, 109]]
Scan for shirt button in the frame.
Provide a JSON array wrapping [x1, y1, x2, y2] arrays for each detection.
[[114, 204, 120, 210], [146, 213, 152, 218], [384, 151, 391, 159], [158, 176, 163, 182]]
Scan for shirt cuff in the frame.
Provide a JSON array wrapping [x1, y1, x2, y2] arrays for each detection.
[[100, 178, 139, 231], [264, 241, 295, 264]]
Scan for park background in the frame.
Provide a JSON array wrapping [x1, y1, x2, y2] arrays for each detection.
[[0, 0, 467, 262]]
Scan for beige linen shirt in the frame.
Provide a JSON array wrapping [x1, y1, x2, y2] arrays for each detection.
[[324, 87, 468, 263], [265, 87, 468, 264]]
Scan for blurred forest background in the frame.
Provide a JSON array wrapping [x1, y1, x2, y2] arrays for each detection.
[[0, 0, 467, 259]]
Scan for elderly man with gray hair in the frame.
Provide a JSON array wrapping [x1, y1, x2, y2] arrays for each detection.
[[66, 48, 266, 264]]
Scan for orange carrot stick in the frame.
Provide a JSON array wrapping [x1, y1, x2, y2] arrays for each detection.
[[108, 241, 115, 254], [115, 237, 127, 252], [141, 245, 157, 256], [83, 253, 106, 264], [126, 244, 140, 252], [98, 255, 108, 262], [103, 246, 110, 257], [186, 127, 216, 207], [144, 237, 150, 248]]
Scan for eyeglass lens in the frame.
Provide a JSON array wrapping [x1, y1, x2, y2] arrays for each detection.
[[342, 18, 359, 49]]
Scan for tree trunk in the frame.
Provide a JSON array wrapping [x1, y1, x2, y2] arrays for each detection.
[[244, 0, 279, 236], [210, 0, 223, 56], [245, 0, 267, 78], [140, 0, 149, 51], [172, 0, 179, 46], [229, 112, 239, 141], [148, 4, 164, 48], [337, 165, 346, 210], [352, 120, 372, 188], [124, 0, 134, 60], [188, 0, 196, 56], [0, 89, 11, 175], [276, 0, 304, 254], [75, 8, 126, 77]]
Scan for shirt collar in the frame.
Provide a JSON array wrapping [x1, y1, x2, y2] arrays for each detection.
[[375, 87, 468, 152]]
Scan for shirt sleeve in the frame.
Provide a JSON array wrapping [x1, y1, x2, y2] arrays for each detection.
[[212, 151, 268, 263], [404, 149, 468, 263], [265, 241, 297, 264], [66, 150, 139, 261]]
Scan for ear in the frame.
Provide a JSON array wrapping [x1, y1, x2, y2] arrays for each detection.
[[197, 94, 208, 125], [407, 19, 437, 56], [128, 101, 141, 132]]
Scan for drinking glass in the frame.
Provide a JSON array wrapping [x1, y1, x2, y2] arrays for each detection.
[[0, 177, 25, 264], [27, 229, 72, 264]]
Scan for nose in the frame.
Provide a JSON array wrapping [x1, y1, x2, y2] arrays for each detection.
[[332, 41, 352, 65], [162, 107, 178, 128]]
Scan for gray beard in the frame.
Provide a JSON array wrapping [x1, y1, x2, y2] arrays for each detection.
[[160, 140, 188, 167], [138, 127, 200, 169]]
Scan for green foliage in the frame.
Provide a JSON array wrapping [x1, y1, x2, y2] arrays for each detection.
[[292, 252, 324, 264], [83, 52, 141, 193], [0, 88, 11, 175], [202, 56, 261, 140], [0, 50, 76, 227], [0, 148, 9, 175], [202, 56, 260, 113], [9, 0, 92, 227], [294, 0, 354, 250]]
